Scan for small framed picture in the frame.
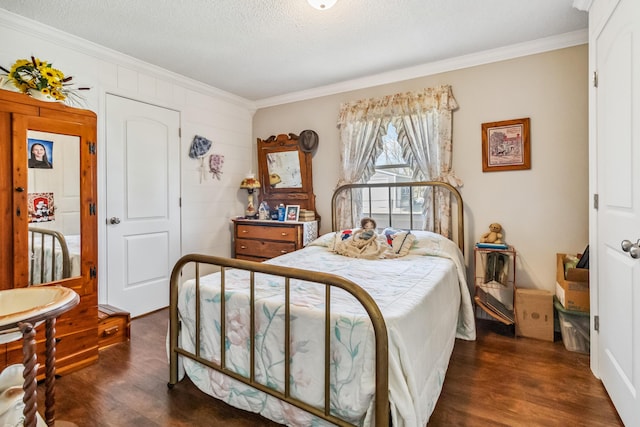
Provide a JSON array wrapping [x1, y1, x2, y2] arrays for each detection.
[[285, 205, 300, 221], [28, 138, 54, 169], [481, 117, 531, 172]]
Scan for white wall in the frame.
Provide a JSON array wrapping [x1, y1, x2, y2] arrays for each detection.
[[0, 10, 255, 303], [253, 45, 589, 292]]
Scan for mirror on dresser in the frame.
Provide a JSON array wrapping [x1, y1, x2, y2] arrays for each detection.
[[257, 133, 317, 215]]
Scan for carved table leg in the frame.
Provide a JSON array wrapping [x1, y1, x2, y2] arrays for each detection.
[[45, 317, 57, 426], [18, 321, 38, 427]]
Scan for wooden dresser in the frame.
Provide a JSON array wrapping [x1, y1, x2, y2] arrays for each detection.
[[233, 219, 318, 261]]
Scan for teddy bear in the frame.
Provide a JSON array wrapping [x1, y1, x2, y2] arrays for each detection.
[[480, 223, 504, 244]]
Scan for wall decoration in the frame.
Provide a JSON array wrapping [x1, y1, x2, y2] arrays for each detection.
[[28, 192, 55, 223], [481, 118, 530, 172], [209, 154, 224, 180], [28, 138, 54, 169], [285, 205, 300, 222], [0, 56, 90, 105], [189, 134, 213, 183]]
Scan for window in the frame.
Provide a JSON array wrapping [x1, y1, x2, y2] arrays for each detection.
[[362, 123, 425, 222]]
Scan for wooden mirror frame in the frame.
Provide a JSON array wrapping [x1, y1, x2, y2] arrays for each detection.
[[257, 133, 317, 214]]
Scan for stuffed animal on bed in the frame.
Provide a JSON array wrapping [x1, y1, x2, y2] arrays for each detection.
[[480, 222, 504, 244]]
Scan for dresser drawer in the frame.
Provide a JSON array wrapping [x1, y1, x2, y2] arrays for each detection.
[[98, 305, 131, 350], [236, 238, 296, 258], [236, 224, 297, 242]]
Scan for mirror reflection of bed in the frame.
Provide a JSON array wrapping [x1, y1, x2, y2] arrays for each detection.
[[28, 227, 80, 285]]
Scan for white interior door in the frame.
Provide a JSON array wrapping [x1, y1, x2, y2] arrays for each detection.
[[595, 0, 640, 425], [105, 95, 181, 318]]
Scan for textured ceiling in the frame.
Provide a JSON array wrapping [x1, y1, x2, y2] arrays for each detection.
[[0, 0, 587, 102]]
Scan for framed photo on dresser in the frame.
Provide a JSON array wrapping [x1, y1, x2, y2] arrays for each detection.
[[285, 205, 300, 221]]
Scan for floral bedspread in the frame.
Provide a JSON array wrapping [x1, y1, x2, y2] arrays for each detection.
[[176, 231, 475, 427]]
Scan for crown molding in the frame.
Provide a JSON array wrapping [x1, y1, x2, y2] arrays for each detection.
[[255, 29, 588, 109], [0, 9, 256, 111]]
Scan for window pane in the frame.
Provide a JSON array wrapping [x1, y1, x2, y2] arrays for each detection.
[[374, 123, 408, 168]]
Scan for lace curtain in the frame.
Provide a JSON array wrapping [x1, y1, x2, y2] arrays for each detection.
[[335, 85, 461, 234]]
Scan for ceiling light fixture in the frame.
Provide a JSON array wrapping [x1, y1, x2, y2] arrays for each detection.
[[307, 0, 337, 10]]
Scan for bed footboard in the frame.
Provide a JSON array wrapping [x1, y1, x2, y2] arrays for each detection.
[[168, 254, 389, 427]]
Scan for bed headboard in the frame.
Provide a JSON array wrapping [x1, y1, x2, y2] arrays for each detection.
[[331, 180, 464, 251]]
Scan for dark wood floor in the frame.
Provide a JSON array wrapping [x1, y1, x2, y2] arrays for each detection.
[[38, 310, 623, 426]]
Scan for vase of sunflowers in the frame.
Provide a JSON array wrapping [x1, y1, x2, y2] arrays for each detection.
[[0, 56, 88, 104]]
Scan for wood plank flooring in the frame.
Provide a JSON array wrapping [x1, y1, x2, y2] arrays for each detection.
[[37, 310, 623, 426]]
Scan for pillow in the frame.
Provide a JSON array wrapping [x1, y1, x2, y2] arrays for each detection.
[[383, 228, 417, 257], [410, 230, 463, 260], [308, 231, 337, 248]]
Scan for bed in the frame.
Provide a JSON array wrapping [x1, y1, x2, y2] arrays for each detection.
[[168, 181, 476, 427], [28, 227, 81, 285]]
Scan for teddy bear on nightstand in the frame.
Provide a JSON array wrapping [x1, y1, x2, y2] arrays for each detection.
[[480, 223, 504, 244]]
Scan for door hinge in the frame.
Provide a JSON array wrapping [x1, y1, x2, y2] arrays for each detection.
[[89, 203, 96, 216], [88, 141, 96, 154], [178, 127, 181, 138], [593, 71, 598, 88], [90, 266, 97, 279], [593, 194, 599, 210], [179, 197, 182, 207], [594, 315, 599, 332]]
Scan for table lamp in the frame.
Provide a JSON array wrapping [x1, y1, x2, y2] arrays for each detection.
[[240, 175, 261, 218]]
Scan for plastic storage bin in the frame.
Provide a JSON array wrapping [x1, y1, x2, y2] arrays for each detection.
[[554, 297, 590, 353]]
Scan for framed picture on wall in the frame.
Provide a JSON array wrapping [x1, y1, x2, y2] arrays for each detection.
[[481, 117, 531, 172], [285, 205, 300, 221]]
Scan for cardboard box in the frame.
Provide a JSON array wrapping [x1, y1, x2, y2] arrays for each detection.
[[515, 289, 554, 341], [555, 253, 590, 313]]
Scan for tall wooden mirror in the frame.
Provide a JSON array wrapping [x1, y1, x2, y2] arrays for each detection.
[[257, 133, 316, 214], [11, 113, 97, 296]]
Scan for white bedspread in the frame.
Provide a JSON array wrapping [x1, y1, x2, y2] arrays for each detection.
[[176, 231, 475, 426]]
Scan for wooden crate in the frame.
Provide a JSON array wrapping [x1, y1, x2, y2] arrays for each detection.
[[98, 305, 130, 350]]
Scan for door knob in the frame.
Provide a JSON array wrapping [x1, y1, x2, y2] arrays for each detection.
[[109, 217, 121, 225], [621, 239, 640, 258]]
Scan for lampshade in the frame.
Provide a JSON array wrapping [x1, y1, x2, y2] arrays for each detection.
[[269, 173, 282, 186], [239, 176, 261, 190], [307, 0, 337, 10]]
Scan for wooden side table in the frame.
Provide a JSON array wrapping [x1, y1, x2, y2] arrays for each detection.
[[0, 287, 80, 427]]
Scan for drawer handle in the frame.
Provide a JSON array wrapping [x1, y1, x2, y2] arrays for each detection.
[[103, 326, 119, 337], [281, 232, 288, 236], [242, 230, 248, 233], [280, 250, 288, 254], [240, 245, 247, 249]]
